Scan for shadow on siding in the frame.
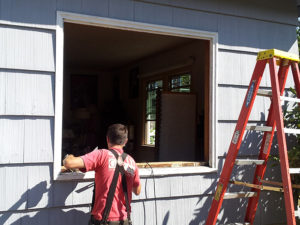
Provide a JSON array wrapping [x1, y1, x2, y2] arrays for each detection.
[[0, 180, 90, 225]]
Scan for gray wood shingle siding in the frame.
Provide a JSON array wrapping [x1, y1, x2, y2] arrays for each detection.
[[0, 26, 55, 72], [0, 70, 54, 116], [0, 117, 54, 164], [0, 0, 298, 224]]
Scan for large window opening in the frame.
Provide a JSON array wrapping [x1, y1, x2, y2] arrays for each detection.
[[61, 22, 210, 169]]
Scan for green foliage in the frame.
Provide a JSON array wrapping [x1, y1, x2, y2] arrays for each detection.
[[284, 88, 300, 169], [282, 87, 300, 209], [297, 28, 300, 55]]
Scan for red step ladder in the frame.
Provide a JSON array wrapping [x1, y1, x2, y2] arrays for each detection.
[[206, 49, 300, 225]]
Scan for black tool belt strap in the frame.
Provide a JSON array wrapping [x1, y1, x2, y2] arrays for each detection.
[[101, 149, 129, 223]]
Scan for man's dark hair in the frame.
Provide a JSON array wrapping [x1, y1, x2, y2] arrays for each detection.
[[107, 124, 128, 145]]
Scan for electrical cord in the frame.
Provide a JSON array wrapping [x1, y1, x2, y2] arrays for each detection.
[[145, 162, 158, 225]]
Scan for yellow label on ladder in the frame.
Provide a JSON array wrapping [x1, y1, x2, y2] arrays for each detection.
[[214, 183, 223, 201]]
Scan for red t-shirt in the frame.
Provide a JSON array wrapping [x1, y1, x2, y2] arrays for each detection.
[[81, 147, 140, 221]]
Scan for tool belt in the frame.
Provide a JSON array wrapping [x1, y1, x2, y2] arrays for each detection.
[[89, 215, 131, 225]]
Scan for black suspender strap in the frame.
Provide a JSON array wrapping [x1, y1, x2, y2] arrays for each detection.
[[120, 162, 131, 222], [101, 149, 129, 223]]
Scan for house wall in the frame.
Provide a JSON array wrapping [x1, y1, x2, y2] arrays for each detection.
[[0, 0, 298, 224]]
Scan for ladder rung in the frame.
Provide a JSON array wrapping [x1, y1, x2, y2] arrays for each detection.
[[235, 159, 265, 165], [246, 126, 300, 134], [260, 179, 300, 189], [284, 128, 300, 134], [256, 90, 300, 103], [246, 125, 272, 132], [280, 96, 300, 103], [289, 168, 300, 174], [257, 89, 272, 97], [224, 192, 257, 199], [230, 180, 284, 192]]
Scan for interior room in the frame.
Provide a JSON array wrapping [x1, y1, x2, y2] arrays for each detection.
[[62, 22, 210, 166]]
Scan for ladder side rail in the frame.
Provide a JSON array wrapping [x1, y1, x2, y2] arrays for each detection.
[[245, 60, 290, 223], [291, 61, 300, 105], [269, 58, 296, 225], [205, 60, 267, 225]]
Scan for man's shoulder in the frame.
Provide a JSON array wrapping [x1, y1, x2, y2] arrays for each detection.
[[123, 153, 136, 162], [82, 148, 109, 161]]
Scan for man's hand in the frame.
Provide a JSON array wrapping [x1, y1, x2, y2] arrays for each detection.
[[133, 184, 141, 195], [63, 154, 85, 169], [61, 165, 68, 173]]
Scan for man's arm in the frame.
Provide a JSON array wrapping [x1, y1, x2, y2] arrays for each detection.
[[63, 154, 85, 169], [133, 184, 141, 195]]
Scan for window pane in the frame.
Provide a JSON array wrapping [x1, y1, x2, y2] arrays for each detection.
[[146, 80, 162, 121], [171, 74, 191, 92], [145, 80, 162, 145], [146, 89, 157, 120], [145, 121, 156, 145]]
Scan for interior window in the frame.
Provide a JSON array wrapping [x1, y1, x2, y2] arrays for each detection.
[[145, 80, 163, 145], [170, 74, 191, 93], [143, 73, 192, 147]]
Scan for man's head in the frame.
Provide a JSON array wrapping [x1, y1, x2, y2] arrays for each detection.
[[106, 124, 128, 147]]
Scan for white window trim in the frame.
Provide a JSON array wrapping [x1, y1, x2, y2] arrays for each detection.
[[54, 11, 218, 180]]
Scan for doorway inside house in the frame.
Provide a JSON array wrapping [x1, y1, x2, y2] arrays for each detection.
[[62, 22, 210, 166]]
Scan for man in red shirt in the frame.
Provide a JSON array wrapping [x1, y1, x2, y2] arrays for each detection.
[[63, 124, 141, 225]]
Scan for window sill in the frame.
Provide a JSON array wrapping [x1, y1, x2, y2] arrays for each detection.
[[55, 165, 217, 181], [56, 171, 95, 181], [139, 165, 217, 177], [140, 144, 155, 148]]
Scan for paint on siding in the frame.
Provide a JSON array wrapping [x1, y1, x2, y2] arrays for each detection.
[[172, 7, 218, 32], [109, 0, 134, 20], [218, 14, 297, 52], [0, 0, 56, 28], [2, 70, 54, 116], [135, 0, 297, 25], [48, 206, 90, 225], [0, 71, 5, 114], [27, 165, 52, 209], [218, 49, 296, 93], [134, 1, 173, 26], [52, 182, 74, 207], [217, 122, 266, 157], [72, 182, 93, 205], [0, 117, 54, 164], [0, 25, 55, 72], [0, 211, 22, 225], [24, 117, 54, 163], [0, 166, 27, 211], [218, 86, 269, 121], [0, 117, 25, 164], [81, 0, 109, 17], [21, 210, 49, 225]]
